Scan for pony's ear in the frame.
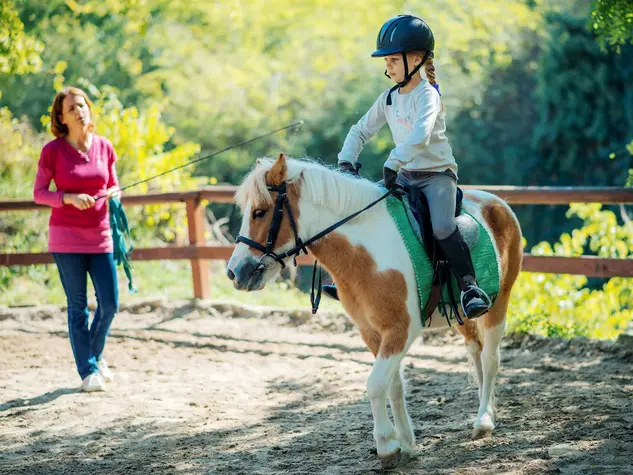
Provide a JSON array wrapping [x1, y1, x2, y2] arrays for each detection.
[[266, 153, 287, 186]]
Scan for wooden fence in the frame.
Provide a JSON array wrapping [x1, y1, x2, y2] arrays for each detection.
[[2, 186, 633, 299]]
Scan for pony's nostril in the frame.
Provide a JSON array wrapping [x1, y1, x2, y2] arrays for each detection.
[[226, 269, 235, 281]]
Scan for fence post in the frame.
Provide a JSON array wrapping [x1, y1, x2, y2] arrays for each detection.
[[186, 196, 210, 299]]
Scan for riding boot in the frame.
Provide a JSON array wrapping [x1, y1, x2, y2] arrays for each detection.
[[437, 227, 491, 319], [322, 284, 339, 301]]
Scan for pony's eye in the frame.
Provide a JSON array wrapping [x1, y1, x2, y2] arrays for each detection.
[[253, 209, 267, 220]]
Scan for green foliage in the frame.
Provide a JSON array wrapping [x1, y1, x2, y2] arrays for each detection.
[[0, 0, 44, 76], [1, 1, 632, 339], [508, 203, 633, 339], [0, 0, 542, 184], [451, 31, 541, 187], [590, 0, 633, 52], [451, 9, 633, 245], [533, 12, 633, 187], [0, 106, 48, 251]]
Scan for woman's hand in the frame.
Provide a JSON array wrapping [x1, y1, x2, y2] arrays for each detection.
[[104, 186, 120, 200], [63, 193, 96, 210]]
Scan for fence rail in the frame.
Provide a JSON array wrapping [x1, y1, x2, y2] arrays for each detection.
[[2, 186, 633, 298]]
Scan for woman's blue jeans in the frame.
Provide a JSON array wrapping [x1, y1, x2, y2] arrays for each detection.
[[52, 253, 119, 380]]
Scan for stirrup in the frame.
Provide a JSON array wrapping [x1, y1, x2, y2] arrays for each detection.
[[460, 284, 492, 319]]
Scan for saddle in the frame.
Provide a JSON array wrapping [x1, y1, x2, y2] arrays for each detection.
[[397, 183, 480, 325], [400, 184, 480, 253]]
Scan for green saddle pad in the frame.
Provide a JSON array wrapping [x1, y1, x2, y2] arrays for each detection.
[[385, 195, 500, 326]]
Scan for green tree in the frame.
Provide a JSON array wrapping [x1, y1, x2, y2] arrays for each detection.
[[0, 0, 542, 185], [509, 203, 633, 340], [590, 0, 633, 51], [533, 12, 633, 187], [452, 10, 633, 244], [0, 0, 44, 76]]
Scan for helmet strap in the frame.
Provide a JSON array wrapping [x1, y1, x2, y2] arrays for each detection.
[[403, 52, 410, 81], [386, 50, 430, 106]]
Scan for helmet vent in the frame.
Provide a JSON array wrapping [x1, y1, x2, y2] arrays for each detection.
[[389, 25, 399, 42]]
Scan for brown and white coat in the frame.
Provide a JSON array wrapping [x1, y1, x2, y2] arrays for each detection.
[[228, 154, 523, 469]]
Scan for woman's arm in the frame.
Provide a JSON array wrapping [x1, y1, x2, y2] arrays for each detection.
[[105, 141, 120, 199], [33, 147, 64, 208]]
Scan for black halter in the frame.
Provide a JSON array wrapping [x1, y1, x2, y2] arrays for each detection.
[[236, 181, 394, 313]]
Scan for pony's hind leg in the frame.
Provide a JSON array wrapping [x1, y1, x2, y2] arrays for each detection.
[[387, 364, 416, 452], [454, 318, 484, 396], [472, 298, 507, 439]]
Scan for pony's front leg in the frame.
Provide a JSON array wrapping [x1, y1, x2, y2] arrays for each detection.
[[366, 338, 407, 469], [387, 365, 416, 452]]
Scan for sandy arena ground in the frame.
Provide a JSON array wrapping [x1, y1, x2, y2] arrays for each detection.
[[1, 300, 633, 474]]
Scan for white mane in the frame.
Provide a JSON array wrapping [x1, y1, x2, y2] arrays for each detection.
[[235, 157, 383, 216]]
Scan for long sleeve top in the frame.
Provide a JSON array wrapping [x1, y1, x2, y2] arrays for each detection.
[[338, 80, 458, 178], [33, 135, 119, 253]]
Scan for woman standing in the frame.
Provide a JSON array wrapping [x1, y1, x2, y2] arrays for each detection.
[[33, 87, 120, 392]]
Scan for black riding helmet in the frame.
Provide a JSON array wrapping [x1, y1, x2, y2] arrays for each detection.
[[372, 15, 435, 105]]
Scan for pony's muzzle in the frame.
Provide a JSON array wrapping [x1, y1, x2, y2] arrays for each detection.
[[229, 257, 265, 291]]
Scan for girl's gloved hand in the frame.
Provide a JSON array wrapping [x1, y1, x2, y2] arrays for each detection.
[[383, 167, 405, 200], [339, 161, 361, 177]]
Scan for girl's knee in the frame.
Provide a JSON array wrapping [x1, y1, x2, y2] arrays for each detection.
[[433, 221, 455, 240]]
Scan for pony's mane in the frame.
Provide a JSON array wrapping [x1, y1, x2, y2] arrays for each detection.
[[235, 157, 383, 216]]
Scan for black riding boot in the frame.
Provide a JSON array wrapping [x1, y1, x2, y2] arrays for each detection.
[[438, 227, 491, 319], [322, 284, 339, 301]]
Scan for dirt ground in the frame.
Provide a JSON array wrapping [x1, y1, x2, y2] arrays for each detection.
[[1, 300, 633, 475]]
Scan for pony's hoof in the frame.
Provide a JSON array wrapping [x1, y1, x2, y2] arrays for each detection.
[[472, 414, 495, 439], [396, 431, 416, 454], [400, 441, 416, 454], [380, 448, 402, 470], [472, 425, 493, 440]]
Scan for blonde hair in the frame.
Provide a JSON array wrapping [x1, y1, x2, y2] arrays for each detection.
[[407, 50, 438, 85], [424, 57, 437, 86], [415, 52, 444, 111], [50, 87, 95, 138]]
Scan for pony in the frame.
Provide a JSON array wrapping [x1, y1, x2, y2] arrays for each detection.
[[227, 153, 522, 469]]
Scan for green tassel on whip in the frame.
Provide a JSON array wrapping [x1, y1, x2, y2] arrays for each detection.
[[109, 196, 137, 293]]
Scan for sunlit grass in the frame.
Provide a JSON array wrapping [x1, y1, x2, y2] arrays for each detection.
[[0, 260, 344, 311], [1, 257, 629, 341]]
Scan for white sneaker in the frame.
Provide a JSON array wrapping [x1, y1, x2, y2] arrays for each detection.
[[97, 359, 114, 382], [81, 372, 106, 392]]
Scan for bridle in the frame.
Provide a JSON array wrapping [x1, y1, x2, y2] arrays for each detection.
[[235, 180, 394, 312], [235, 182, 308, 271]]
